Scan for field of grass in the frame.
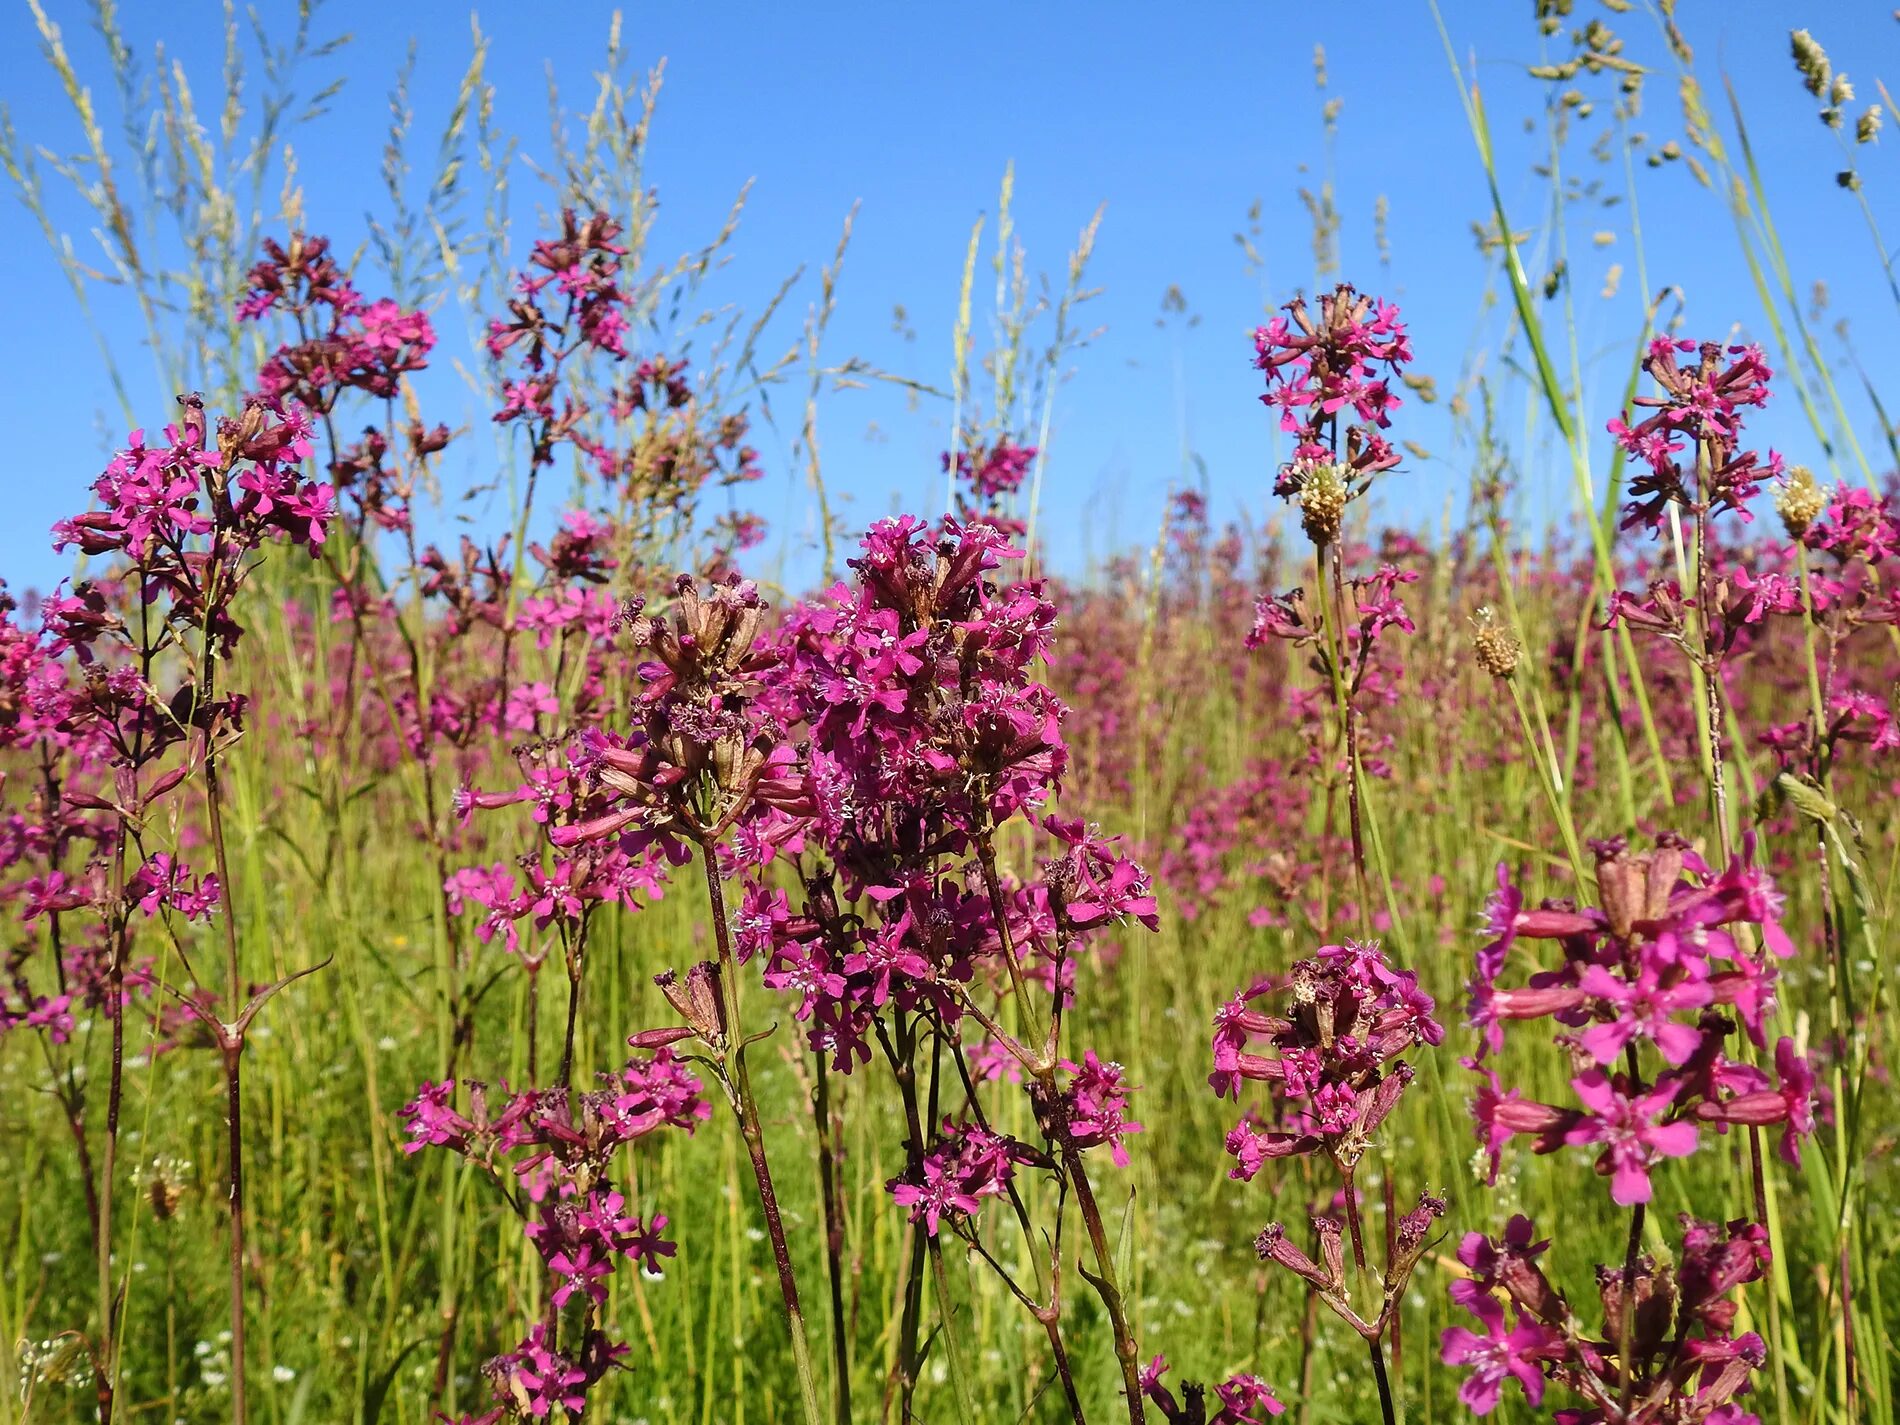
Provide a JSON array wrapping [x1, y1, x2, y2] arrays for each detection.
[[2, 5, 1898, 1425]]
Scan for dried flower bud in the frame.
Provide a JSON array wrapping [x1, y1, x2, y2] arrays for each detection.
[[1256, 1222, 1333, 1289], [1859, 105, 1884, 143], [1299, 464, 1349, 547], [1500, 1251, 1567, 1324], [1791, 29, 1830, 97], [651, 962, 726, 1049], [1774, 466, 1827, 537], [1839, 169, 1863, 191], [1643, 836, 1686, 923], [1595, 1254, 1677, 1358], [1469, 607, 1522, 679], [1361, 1061, 1416, 1138], [1595, 837, 1639, 939], [1830, 72, 1855, 107], [1384, 1191, 1447, 1291], [1313, 1213, 1347, 1288]]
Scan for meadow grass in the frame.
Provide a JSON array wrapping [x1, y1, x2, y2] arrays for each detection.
[[3, 6, 1898, 1425]]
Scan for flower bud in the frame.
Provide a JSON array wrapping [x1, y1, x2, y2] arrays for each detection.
[[1255, 1222, 1332, 1289], [1595, 850, 1635, 941], [1384, 1191, 1446, 1291], [1313, 1213, 1347, 1289], [1643, 834, 1687, 923], [1361, 1061, 1415, 1136], [653, 962, 726, 1048], [1595, 1253, 1675, 1359]]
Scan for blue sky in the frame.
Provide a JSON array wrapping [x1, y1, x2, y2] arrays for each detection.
[[3, 1, 1896, 596]]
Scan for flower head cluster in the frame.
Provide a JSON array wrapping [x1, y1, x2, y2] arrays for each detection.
[[450, 746, 682, 957], [1442, 1212, 1772, 1421], [486, 208, 632, 377], [1032, 1050, 1144, 1167], [1467, 835, 1815, 1205], [748, 517, 1122, 1070], [946, 436, 1038, 534], [553, 572, 808, 862], [7, 387, 338, 1073], [452, 1321, 625, 1423], [1140, 1355, 1286, 1424], [1611, 338, 1779, 533], [1805, 484, 1900, 567], [954, 438, 1037, 501], [1209, 938, 1444, 1362], [402, 1049, 705, 1421], [887, 1118, 1038, 1235], [398, 1050, 708, 1171], [1253, 283, 1411, 505], [53, 396, 331, 578], [483, 211, 766, 569], [784, 516, 1065, 844], [241, 233, 436, 409], [1246, 565, 1418, 756], [1213, 939, 1441, 1179], [127, 853, 221, 922]]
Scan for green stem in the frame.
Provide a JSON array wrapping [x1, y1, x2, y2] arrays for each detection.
[[700, 844, 824, 1425]]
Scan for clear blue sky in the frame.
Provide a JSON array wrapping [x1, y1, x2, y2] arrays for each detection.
[[3, 1, 1896, 596]]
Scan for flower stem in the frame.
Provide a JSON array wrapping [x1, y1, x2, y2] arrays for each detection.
[[221, 1039, 251, 1425], [1319, 541, 1372, 919], [204, 722, 251, 1425], [1367, 1336, 1397, 1425], [813, 1052, 853, 1425], [1064, 1148, 1146, 1425], [699, 843, 824, 1425]]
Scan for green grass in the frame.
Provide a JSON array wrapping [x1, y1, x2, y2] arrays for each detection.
[[5, 5, 1900, 1423]]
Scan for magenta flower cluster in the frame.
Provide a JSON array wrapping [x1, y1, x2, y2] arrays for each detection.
[[1207, 939, 1444, 1376], [1253, 282, 1411, 498], [1465, 836, 1814, 1207], [1140, 1355, 1286, 1423], [1446, 836, 1816, 1421], [1610, 338, 1778, 533], [400, 1052, 706, 1421], [1442, 1211, 1774, 1422]]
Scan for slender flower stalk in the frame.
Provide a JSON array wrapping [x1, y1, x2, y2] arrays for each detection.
[[698, 843, 827, 1425]]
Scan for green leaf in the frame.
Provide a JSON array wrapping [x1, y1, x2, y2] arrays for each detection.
[[363, 1335, 431, 1425]]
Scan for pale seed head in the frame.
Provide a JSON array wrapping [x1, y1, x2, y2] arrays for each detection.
[[1298, 464, 1349, 547], [1469, 607, 1523, 679], [1791, 29, 1830, 97], [1775, 465, 1827, 538]]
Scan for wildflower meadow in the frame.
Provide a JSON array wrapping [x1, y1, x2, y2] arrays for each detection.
[[3, 4, 1898, 1423]]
